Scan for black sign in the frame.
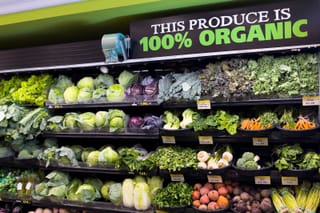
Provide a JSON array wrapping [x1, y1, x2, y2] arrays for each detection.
[[130, 0, 320, 58]]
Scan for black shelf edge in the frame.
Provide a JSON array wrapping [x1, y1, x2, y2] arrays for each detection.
[[162, 97, 303, 108], [43, 131, 159, 139], [32, 199, 154, 213], [46, 101, 160, 109]]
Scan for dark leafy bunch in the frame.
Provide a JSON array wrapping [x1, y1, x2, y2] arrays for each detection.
[[150, 146, 198, 172], [152, 182, 193, 208]]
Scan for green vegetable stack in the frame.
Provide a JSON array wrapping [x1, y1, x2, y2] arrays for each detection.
[[274, 144, 320, 171], [152, 182, 193, 208], [236, 152, 262, 170]]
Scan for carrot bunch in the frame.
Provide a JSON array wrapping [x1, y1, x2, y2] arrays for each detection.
[[240, 117, 272, 130], [283, 116, 316, 130]]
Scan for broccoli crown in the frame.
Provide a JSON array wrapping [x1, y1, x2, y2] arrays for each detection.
[[241, 152, 255, 161], [236, 158, 246, 168], [244, 160, 259, 169]]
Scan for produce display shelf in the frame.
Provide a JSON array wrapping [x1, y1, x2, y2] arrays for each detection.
[[32, 199, 154, 213], [162, 97, 303, 108], [43, 131, 159, 139], [46, 101, 160, 109]]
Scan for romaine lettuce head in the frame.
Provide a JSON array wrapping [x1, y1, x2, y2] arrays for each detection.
[[77, 77, 94, 89], [118, 70, 138, 88], [94, 74, 114, 89], [64, 86, 79, 104], [106, 84, 125, 102], [77, 88, 93, 103], [75, 184, 97, 202], [77, 112, 96, 131], [62, 112, 78, 130]]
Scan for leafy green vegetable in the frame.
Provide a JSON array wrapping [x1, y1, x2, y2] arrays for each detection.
[[108, 109, 126, 132], [162, 111, 180, 130], [47, 116, 64, 132], [86, 150, 100, 167], [77, 87, 93, 103], [12, 74, 54, 106], [109, 183, 122, 206], [77, 112, 96, 131], [106, 84, 125, 102], [75, 184, 98, 202], [62, 112, 78, 130], [48, 185, 67, 198], [274, 144, 319, 170], [94, 74, 114, 89], [150, 146, 197, 172], [64, 86, 79, 104], [101, 181, 115, 201], [66, 178, 82, 200], [45, 171, 70, 187], [48, 75, 73, 104], [0, 76, 25, 104], [77, 77, 94, 89], [152, 182, 192, 208], [157, 72, 201, 104], [118, 70, 138, 89]]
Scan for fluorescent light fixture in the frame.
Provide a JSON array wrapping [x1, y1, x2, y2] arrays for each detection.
[[0, 0, 83, 15]]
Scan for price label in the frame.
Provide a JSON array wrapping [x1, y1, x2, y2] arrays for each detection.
[[207, 175, 223, 183], [254, 176, 271, 185], [156, 210, 168, 213], [170, 174, 185, 182], [139, 102, 150, 106], [281, 176, 298, 185], [161, 136, 176, 144], [252, 137, 268, 146], [17, 182, 23, 190], [198, 136, 213, 145], [302, 96, 320, 106], [53, 105, 62, 109], [197, 100, 211, 110], [25, 182, 32, 190], [22, 200, 31, 204]]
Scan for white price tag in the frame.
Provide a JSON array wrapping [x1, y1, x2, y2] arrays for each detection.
[[252, 137, 268, 146], [161, 136, 176, 144], [281, 176, 298, 186], [207, 175, 223, 183], [25, 182, 32, 190], [254, 176, 271, 185], [170, 174, 184, 182], [302, 96, 320, 106], [17, 183, 23, 190], [198, 136, 214, 145], [197, 100, 211, 110]]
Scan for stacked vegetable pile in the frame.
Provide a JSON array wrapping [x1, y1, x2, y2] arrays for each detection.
[[0, 74, 53, 106], [0, 104, 49, 151], [33, 171, 163, 211], [150, 146, 198, 172], [0, 169, 20, 194], [200, 53, 318, 100], [152, 182, 193, 209], [240, 112, 279, 130], [127, 114, 162, 132], [192, 182, 230, 211], [161, 109, 240, 135], [231, 183, 273, 213], [271, 182, 320, 213], [274, 144, 320, 171], [235, 152, 271, 170], [38, 143, 119, 168], [46, 109, 126, 132], [197, 145, 233, 170], [157, 72, 201, 103], [278, 109, 318, 130], [48, 71, 158, 104]]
